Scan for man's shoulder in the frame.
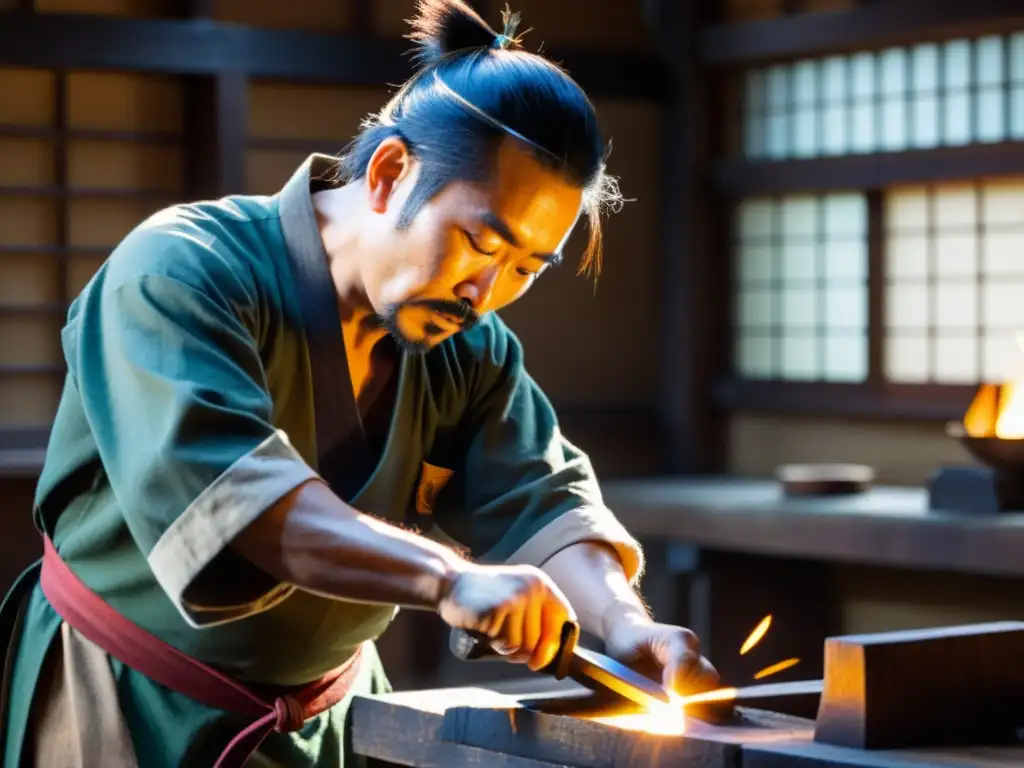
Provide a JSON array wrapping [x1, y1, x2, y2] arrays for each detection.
[[97, 195, 284, 301]]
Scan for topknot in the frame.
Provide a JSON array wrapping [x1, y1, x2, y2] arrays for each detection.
[[406, 0, 497, 67]]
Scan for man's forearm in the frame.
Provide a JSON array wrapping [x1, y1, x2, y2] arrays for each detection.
[[231, 479, 469, 610], [540, 541, 650, 638]]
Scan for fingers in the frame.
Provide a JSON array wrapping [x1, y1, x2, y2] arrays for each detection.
[[527, 595, 568, 671], [656, 628, 716, 695], [664, 653, 721, 696], [439, 565, 577, 668]]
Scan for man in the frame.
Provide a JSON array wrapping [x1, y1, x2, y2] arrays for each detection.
[[0, 2, 718, 766]]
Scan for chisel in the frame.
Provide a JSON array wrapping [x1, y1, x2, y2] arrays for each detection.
[[449, 622, 672, 710]]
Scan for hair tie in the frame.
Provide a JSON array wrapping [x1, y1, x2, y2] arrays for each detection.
[[490, 5, 525, 52]]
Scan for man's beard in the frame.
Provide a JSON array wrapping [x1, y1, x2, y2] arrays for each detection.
[[370, 298, 479, 355]]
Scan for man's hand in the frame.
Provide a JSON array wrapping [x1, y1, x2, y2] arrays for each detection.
[[602, 604, 721, 697], [438, 563, 577, 673]]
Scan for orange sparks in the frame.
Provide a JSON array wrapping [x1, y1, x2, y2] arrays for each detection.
[[739, 614, 772, 655], [679, 687, 739, 706], [753, 657, 800, 680]]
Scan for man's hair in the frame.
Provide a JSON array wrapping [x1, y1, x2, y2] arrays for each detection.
[[335, 0, 623, 277]]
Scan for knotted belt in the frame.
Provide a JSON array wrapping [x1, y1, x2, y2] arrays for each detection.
[[39, 536, 363, 768]]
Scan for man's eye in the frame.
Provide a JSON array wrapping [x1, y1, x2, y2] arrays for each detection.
[[462, 230, 497, 256], [516, 267, 537, 278]]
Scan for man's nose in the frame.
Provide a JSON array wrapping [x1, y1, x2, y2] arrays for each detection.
[[453, 266, 500, 311]]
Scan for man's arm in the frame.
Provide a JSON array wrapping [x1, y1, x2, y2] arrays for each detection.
[[540, 540, 648, 637], [231, 478, 466, 610]]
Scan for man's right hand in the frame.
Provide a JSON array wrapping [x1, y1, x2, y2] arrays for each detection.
[[438, 563, 576, 672]]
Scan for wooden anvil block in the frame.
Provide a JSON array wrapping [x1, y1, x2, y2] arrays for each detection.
[[814, 621, 1024, 750]]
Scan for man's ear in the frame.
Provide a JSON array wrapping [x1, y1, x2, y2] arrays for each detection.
[[366, 136, 414, 214]]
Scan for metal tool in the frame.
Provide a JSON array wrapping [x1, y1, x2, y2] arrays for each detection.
[[449, 622, 672, 710]]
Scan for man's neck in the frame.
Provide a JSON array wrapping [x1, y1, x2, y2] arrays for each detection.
[[312, 185, 391, 397]]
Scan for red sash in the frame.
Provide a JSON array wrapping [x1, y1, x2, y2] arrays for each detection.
[[39, 536, 363, 768]]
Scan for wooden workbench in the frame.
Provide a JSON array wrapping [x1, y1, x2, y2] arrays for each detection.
[[349, 681, 1024, 768]]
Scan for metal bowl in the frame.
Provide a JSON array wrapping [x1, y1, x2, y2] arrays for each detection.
[[946, 421, 1024, 474]]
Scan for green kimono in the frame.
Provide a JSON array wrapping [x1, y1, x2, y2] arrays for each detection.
[[0, 154, 643, 767]]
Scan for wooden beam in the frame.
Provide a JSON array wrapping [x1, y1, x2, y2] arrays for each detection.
[[0, 13, 670, 100], [714, 142, 1024, 197], [701, 0, 1024, 66], [814, 622, 1024, 750]]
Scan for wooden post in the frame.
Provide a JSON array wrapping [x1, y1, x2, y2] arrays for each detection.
[[648, 0, 726, 474]]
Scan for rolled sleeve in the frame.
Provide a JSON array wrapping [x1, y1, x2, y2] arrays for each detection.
[[148, 430, 317, 627], [503, 504, 644, 585]]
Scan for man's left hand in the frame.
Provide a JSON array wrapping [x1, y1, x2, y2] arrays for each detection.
[[602, 605, 721, 697]]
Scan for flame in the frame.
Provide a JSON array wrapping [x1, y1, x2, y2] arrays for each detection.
[[996, 382, 1024, 438], [753, 657, 800, 680], [591, 693, 687, 735], [740, 614, 772, 655], [587, 615, 782, 737], [964, 333, 1024, 439]]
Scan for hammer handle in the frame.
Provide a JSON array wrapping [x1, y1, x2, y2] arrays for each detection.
[[449, 621, 580, 679]]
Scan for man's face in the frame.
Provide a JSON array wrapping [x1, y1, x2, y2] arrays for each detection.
[[360, 137, 584, 353]]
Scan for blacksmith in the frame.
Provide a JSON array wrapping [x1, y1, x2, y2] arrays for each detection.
[[0, 2, 719, 766]]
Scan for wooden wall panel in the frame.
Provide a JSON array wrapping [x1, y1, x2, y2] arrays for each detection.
[[67, 72, 184, 132], [246, 82, 391, 194], [68, 142, 185, 191], [727, 413, 970, 485], [0, 139, 56, 186], [0, 317, 62, 367], [248, 82, 387, 143], [0, 68, 186, 435], [0, 377, 62, 428], [0, 254, 59, 307], [0, 199, 58, 246], [0, 69, 55, 125], [68, 198, 167, 246]]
